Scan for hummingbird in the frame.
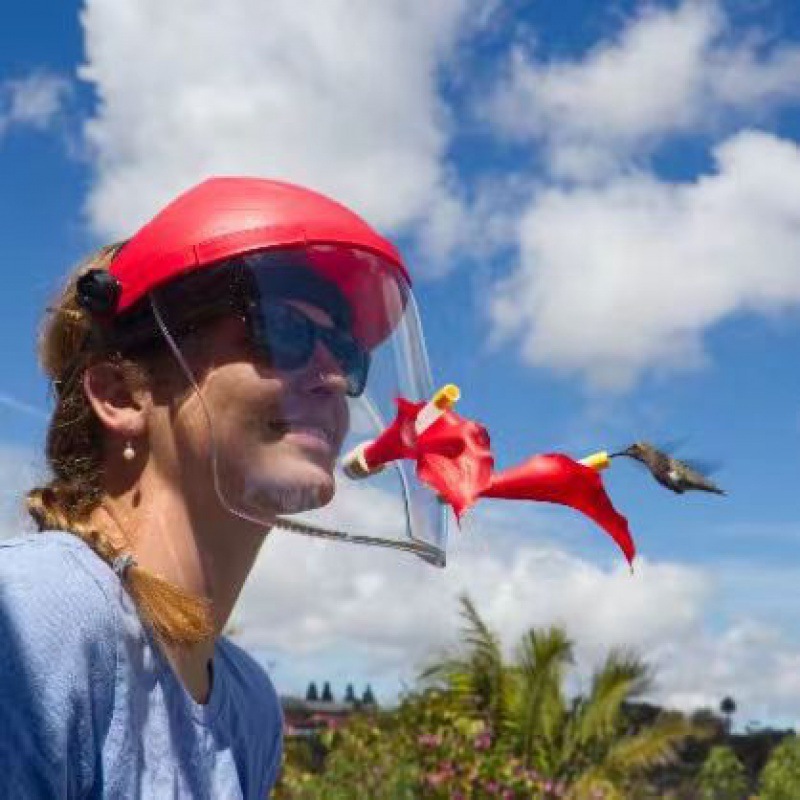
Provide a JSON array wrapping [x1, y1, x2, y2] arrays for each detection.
[[612, 441, 726, 496]]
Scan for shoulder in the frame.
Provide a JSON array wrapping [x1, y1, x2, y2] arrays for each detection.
[[0, 532, 118, 795], [0, 530, 118, 616], [0, 531, 118, 669]]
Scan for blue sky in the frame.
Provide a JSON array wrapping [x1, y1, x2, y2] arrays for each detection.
[[4, 0, 800, 728]]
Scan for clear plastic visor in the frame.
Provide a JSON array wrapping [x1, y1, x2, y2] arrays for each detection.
[[150, 244, 447, 565]]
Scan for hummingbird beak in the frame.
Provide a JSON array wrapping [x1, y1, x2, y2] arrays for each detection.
[[610, 446, 635, 459]]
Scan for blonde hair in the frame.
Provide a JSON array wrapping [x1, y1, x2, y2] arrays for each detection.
[[26, 244, 214, 647]]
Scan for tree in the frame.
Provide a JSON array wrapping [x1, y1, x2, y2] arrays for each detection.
[[719, 697, 736, 715], [277, 596, 714, 799], [697, 745, 747, 800], [422, 595, 707, 797], [362, 685, 376, 706], [720, 697, 736, 735], [420, 594, 515, 738], [321, 681, 333, 703], [305, 682, 319, 702], [759, 735, 800, 800], [345, 683, 356, 704], [275, 709, 419, 799], [691, 708, 725, 737]]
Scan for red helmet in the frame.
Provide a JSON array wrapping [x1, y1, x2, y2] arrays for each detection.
[[111, 176, 409, 308], [78, 177, 411, 348]]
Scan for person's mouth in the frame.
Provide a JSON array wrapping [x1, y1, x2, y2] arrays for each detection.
[[267, 420, 338, 453]]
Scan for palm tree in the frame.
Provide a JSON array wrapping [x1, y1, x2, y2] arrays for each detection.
[[720, 696, 736, 735], [420, 594, 514, 737], [422, 594, 707, 798], [512, 626, 574, 775]]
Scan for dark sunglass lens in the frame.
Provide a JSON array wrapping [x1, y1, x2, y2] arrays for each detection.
[[256, 301, 370, 395], [322, 328, 371, 397], [258, 303, 315, 369]]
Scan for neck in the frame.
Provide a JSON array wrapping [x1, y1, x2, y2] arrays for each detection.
[[89, 466, 271, 696]]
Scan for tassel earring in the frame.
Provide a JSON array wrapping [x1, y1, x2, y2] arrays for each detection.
[[123, 440, 136, 461]]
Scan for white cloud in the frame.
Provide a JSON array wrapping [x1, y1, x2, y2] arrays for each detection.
[[235, 519, 707, 671], [233, 509, 800, 724], [654, 621, 800, 724], [0, 73, 70, 138], [79, 0, 477, 265], [476, 1, 800, 389], [0, 444, 46, 538], [488, 1, 800, 178], [488, 130, 800, 389], [492, 3, 718, 146]]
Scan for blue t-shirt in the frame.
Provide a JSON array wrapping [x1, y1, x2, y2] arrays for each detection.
[[0, 531, 283, 798]]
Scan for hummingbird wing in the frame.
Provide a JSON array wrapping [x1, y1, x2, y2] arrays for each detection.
[[655, 438, 725, 475], [680, 457, 722, 476], [654, 435, 690, 454], [672, 460, 727, 494]]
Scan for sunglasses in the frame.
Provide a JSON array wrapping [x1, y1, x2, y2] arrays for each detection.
[[248, 300, 370, 397]]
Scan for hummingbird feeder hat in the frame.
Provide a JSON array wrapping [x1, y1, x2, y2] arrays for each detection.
[[77, 177, 448, 565]]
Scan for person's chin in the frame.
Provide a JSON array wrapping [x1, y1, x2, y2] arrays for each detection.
[[275, 463, 336, 513], [241, 474, 334, 517], [308, 479, 335, 510], [287, 458, 336, 494]]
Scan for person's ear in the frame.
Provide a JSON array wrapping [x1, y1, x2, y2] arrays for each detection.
[[83, 360, 152, 438]]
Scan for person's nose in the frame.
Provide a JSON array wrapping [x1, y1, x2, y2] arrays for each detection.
[[301, 341, 349, 396]]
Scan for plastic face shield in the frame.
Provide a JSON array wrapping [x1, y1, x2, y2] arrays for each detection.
[[149, 245, 447, 565]]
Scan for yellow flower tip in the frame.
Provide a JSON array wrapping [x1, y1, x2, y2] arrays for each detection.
[[432, 383, 461, 410], [579, 451, 611, 471]]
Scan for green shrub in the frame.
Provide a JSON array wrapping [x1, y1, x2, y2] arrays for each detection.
[[759, 735, 800, 800], [697, 745, 747, 800]]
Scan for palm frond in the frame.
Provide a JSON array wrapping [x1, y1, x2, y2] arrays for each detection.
[[459, 595, 509, 722], [567, 773, 626, 800], [458, 595, 503, 663], [512, 626, 574, 770], [420, 595, 513, 733], [570, 650, 652, 748], [601, 712, 702, 776], [418, 658, 474, 696]]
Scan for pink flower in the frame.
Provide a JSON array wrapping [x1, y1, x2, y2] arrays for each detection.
[[424, 760, 456, 788], [425, 771, 448, 788], [474, 730, 492, 750]]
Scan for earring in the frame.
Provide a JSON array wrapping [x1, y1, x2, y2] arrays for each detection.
[[123, 440, 136, 461]]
